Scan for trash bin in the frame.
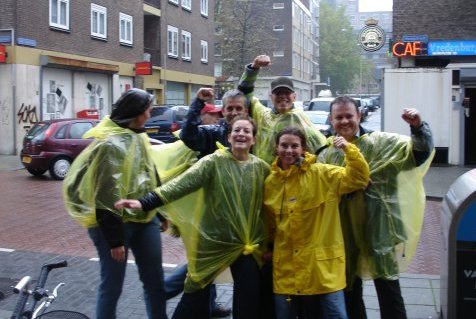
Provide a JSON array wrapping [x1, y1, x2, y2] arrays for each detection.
[[440, 169, 476, 318], [76, 109, 99, 119]]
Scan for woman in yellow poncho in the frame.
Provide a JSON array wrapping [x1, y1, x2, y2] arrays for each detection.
[[264, 127, 369, 318], [115, 116, 270, 319]]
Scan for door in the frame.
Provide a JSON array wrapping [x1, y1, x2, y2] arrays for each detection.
[[464, 88, 476, 165]]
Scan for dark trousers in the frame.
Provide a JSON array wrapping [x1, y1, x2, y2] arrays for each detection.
[[172, 255, 261, 319], [164, 263, 220, 311], [345, 277, 407, 319]]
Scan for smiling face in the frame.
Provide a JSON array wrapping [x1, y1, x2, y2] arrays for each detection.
[[270, 88, 296, 114], [276, 133, 305, 170], [221, 97, 248, 123], [227, 119, 256, 154], [330, 101, 361, 141]]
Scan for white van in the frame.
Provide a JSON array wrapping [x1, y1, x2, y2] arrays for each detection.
[[306, 97, 334, 112]]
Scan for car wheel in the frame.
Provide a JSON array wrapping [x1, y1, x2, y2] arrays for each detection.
[[49, 157, 71, 180], [26, 167, 47, 177]]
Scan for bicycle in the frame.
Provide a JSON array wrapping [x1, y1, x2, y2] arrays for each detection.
[[10, 260, 89, 319]]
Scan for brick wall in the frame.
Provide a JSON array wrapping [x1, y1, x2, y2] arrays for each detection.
[[393, 0, 476, 40], [14, 0, 143, 63]]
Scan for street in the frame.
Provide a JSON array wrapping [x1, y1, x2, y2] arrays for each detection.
[[0, 108, 443, 318]]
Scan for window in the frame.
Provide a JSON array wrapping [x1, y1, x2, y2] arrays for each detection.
[[214, 42, 222, 56], [201, 40, 208, 63], [201, 0, 208, 16], [119, 13, 133, 45], [273, 3, 284, 9], [181, 30, 191, 61], [273, 25, 284, 31], [169, 0, 179, 5], [91, 4, 107, 39], [181, 0, 191, 11], [70, 122, 94, 139], [168, 25, 179, 57], [49, 0, 69, 30]]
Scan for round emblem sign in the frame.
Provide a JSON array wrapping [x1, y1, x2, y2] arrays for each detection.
[[359, 25, 386, 52]]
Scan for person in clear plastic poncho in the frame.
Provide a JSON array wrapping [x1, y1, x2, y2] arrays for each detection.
[[63, 89, 167, 319], [115, 116, 270, 319], [316, 96, 434, 319], [237, 54, 328, 164]]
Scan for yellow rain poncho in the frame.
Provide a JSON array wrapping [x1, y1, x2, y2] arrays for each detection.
[[155, 148, 270, 292], [264, 147, 369, 295], [250, 97, 327, 164], [64, 117, 159, 227], [318, 132, 434, 283]]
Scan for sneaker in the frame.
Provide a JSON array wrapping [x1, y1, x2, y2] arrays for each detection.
[[211, 303, 232, 318]]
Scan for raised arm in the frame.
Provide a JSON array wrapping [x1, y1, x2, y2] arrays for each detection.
[[237, 54, 270, 99], [179, 88, 216, 154], [401, 108, 434, 166]]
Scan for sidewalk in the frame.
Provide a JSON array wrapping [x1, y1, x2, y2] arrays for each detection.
[[0, 154, 474, 318]]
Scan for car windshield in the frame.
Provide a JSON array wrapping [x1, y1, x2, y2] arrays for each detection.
[[307, 113, 328, 125], [310, 101, 331, 112], [25, 123, 50, 141]]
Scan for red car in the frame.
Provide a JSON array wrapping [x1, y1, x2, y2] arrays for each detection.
[[20, 118, 99, 180]]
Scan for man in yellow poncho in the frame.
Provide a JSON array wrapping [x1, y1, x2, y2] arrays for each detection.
[[317, 96, 434, 319], [237, 54, 328, 164], [63, 89, 167, 319], [115, 116, 270, 319]]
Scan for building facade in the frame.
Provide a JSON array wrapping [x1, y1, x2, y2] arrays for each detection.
[[214, 0, 321, 103], [0, 0, 214, 155], [385, 0, 476, 166]]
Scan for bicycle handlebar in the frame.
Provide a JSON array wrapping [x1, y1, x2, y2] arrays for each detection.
[[36, 261, 68, 293], [11, 260, 68, 319]]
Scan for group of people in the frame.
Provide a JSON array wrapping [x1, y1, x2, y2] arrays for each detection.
[[64, 54, 434, 319]]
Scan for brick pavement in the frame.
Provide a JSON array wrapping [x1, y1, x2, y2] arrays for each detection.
[[0, 169, 444, 318]]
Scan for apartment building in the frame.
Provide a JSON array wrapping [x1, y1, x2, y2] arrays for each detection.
[[214, 0, 321, 102], [0, 0, 214, 155]]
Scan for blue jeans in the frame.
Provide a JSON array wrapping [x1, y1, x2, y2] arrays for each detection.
[[172, 255, 261, 319], [165, 263, 220, 311], [275, 290, 348, 319], [88, 216, 167, 319]]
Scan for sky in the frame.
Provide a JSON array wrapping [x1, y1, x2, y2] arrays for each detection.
[[359, 0, 393, 12]]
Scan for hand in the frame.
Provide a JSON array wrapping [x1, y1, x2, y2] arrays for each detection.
[[251, 55, 271, 69], [333, 136, 348, 150], [114, 199, 142, 210], [160, 219, 169, 232], [111, 246, 126, 262], [196, 88, 214, 102], [401, 108, 422, 128]]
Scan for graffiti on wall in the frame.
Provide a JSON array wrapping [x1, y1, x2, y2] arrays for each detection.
[[86, 82, 106, 118], [46, 80, 69, 119], [1, 99, 9, 126], [17, 103, 38, 132]]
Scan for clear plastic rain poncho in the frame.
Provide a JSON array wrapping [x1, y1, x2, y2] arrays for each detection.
[[64, 117, 160, 228], [250, 97, 327, 164], [318, 132, 434, 283], [155, 147, 270, 292]]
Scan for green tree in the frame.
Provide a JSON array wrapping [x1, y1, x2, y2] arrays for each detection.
[[215, 0, 277, 79], [319, 3, 361, 94]]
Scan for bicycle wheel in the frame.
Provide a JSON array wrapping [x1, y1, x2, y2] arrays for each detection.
[[37, 310, 89, 319]]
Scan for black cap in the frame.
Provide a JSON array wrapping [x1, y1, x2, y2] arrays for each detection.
[[110, 88, 154, 126], [271, 77, 295, 93]]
